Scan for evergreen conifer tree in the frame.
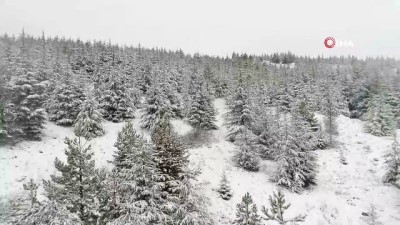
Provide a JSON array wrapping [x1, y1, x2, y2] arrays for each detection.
[[383, 134, 400, 187], [43, 137, 101, 224], [225, 76, 254, 142], [99, 71, 136, 123], [74, 92, 105, 140], [234, 192, 261, 225], [187, 77, 217, 130], [233, 129, 260, 172], [140, 84, 170, 131], [152, 110, 188, 194], [46, 73, 85, 126], [110, 129, 164, 225], [0, 103, 5, 144], [4, 69, 46, 141], [364, 94, 395, 136], [16, 200, 82, 225], [171, 170, 213, 225], [273, 115, 317, 193], [320, 82, 341, 146], [217, 172, 233, 200], [261, 190, 306, 224]]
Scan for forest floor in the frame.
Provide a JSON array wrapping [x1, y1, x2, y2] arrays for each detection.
[[1, 98, 400, 225]]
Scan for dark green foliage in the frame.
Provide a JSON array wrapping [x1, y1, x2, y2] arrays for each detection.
[[270, 53, 280, 64], [152, 110, 188, 183]]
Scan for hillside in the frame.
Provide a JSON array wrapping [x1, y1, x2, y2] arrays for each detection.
[[1, 98, 399, 225]]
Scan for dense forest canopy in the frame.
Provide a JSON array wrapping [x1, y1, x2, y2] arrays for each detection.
[[0, 31, 400, 225]]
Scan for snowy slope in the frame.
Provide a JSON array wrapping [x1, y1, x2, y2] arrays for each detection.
[[189, 99, 400, 225], [1, 99, 400, 225]]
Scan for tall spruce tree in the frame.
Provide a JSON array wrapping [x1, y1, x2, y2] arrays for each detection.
[[4, 69, 46, 141], [152, 110, 188, 195], [171, 170, 213, 225], [110, 126, 164, 225], [74, 92, 105, 140], [320, 81, 341, 146], [383, 134, 400, 187], [364, 94, 395, 136], [46, 72, 86, 126], [273, 114, 317, 193], [225, 75, 254, 142], [140, 84, 170, 131], [233, 129, 260, 172], [43, 137, 101, 224], [0, 103, 5, 144], [99, 69, 136, 123], [187, 76, 217, 130], [296, 100, 327, 149]]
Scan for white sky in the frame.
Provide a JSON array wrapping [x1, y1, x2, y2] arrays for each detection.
[[0, 0, 399, 58]]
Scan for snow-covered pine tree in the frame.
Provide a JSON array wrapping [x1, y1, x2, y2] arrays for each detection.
[[113, 121, 141, 172], [23, 179, 39, 208], [384, 91, 400, 129], [110, 129, 164, 225], [162, 70, 184, 119], [11, 179, 41, 224], [320, 81, 341, 146], [140, 83, 170, 131], [233, 129, 260, 171], [296, 100, 327, 149], [43, 137, 101, 224], [74, 91, 105, 140], [151, 109, 188, 195], [171, 170, 213, 225], [0, 103, 5, 144], [275, 83, 294, 114], [225, 74, 254, 142], [137, 63, 152, 94], [2, 32, 45, 142], [234, 192, 262, 225], [187, 75, 217, 130], [46, 72, 86, 126], [217, 171, 233, 200], [383, 134, 400, 187], [364, 94, 395, 136], [4, 69, 46, 141], [273, 114, 317, 193], [16, 200, 82, 225], [261, 190, 306, 225], [99, 68, 137, 123]]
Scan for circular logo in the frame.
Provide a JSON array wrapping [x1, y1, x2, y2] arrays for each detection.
[[324, 37, 336, 48]]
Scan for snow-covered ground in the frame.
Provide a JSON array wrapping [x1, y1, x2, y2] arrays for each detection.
[[1, 99, 400, 225]]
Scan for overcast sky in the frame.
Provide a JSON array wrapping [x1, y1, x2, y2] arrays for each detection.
[[0, 0, 399, 58]]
